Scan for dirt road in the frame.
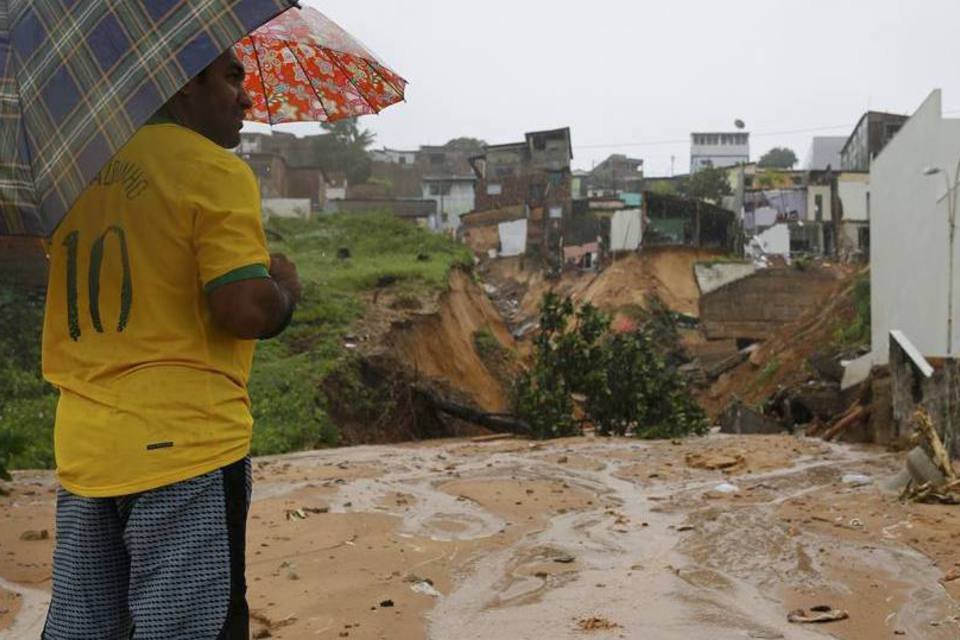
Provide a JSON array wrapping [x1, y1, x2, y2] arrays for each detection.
[[2, 433, 959, 639]]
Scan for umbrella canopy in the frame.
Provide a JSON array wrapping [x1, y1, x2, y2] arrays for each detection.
[[234, 6, 406, 125], [0, 0, 297, 237]]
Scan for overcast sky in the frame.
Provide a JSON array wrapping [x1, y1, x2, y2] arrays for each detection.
[[252, 0, 960, 176]]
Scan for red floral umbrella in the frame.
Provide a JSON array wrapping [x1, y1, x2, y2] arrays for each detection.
[[233, 5, 407, 124]]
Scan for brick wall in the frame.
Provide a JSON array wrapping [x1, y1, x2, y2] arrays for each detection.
[[700, 268, 838, 340]]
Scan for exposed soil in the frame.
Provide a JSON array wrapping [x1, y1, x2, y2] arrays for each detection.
[[386, 270, 517, 413], [3, 434, 958, 639], [480, 246, 725, 331]]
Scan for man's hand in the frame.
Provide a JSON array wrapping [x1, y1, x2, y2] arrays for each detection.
[[269, 253, 302, 303]]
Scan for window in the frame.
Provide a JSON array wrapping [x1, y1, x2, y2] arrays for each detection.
[[528, 183, 545, 202], [549, 206, 563, 219], [814, 194, 823, 222], [430, 154, 444, 165], [429, 182, 451, 196], [399, 156, 407, 165], [487, 183, 502, 195]]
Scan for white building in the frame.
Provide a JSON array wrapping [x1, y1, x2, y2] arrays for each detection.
[[690, 132, 750, 173], [421, 176, 476, 232], [837, 173, 870, 254], [871, 89, 960, 363]]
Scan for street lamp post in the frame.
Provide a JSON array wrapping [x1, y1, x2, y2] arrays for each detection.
[[924, 161, 960, 458]]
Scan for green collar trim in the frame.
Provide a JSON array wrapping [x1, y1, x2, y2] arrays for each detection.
[[146, 112, 178, 126]]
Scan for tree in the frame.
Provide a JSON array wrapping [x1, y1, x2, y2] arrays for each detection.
[[318, 118, 377, 185], [443, 137, 487, 152], [678, 166, 732, 203], [513, 293, 708, 440], [321, 118, 376, 148], [758, 147, 798, 169]]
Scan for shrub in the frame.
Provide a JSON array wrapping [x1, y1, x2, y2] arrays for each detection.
[[0, 286, 57, 473], [513, 293, 708, 440]]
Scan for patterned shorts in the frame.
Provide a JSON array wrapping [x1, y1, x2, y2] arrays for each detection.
[[42, 458, 252, 640]]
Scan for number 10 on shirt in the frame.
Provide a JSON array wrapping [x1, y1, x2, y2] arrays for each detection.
[[62, 226, 133, 341]]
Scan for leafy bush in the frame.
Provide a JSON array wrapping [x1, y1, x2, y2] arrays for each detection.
[[472, 327, 502, 361], [0, 286, 57, 473], [834, 274, 871, 348], [513, 293, 708, 440]]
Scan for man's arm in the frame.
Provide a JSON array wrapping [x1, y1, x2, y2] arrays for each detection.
[[208, 253, 302, 339]]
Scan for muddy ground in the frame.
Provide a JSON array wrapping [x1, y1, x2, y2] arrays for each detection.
[[2, 433, 959, 639]]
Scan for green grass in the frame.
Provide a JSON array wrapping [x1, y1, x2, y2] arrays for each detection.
[[248, 213, 471, 455], [0, 287, 57, 475], [1, 212, 472, 470]]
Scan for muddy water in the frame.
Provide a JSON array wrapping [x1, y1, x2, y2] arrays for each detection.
[[3, 435, 958, 639], [427, 443, 833, 639], [249, 436, 958, 639], [0, 576, 47, 638]]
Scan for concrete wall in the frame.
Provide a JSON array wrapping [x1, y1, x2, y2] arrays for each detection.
[[871, 90, 960, 363], [838, 173, 870, 221], [890, 332, 960, 457], [609, 209, 642, 252], [695, 261, 757, 295], [746, 223, 790, 260], [262, 198, 312, 220], [498, 219, 528, 257], [806, 184, 832, 223], [700, 268, 837, 340]]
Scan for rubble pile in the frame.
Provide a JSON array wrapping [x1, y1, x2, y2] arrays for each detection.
[[697, 267, 893, 443]]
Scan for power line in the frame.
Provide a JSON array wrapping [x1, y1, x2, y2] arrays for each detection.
[[574, 109, 960, 151]]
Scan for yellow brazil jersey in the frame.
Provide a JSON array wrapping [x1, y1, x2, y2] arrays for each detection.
[[42, 123, 270, 498]]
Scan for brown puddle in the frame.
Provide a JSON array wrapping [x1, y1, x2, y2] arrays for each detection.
[[1, 434, 958, 639]]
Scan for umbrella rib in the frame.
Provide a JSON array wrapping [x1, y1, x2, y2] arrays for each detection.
[[249, 37, 276, 126], [282, 40, 333, 122], [361, 58, 405, 101], [323, 48, 381, 115]]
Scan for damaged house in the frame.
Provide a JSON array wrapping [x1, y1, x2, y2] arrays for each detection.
[[643, 191, 736, 251], [468, 127, 573, 263]]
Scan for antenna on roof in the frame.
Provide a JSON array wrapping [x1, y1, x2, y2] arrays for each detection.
[[734, 119, 745, 130]]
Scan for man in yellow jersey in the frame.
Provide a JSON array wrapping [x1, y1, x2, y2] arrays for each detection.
[[41, 47, 301, 639]]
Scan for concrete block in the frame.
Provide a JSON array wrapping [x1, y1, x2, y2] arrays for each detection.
[[719, 403, 785, 435], [906, 446, 946, 486], [841, 353, 874, 391]]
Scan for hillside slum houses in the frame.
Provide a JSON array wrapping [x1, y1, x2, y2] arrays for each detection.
[[192, 89, 960, 469], [459, 128, 736, 270]]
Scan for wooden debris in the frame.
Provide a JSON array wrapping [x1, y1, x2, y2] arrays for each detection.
[[913, 409, 956, 481], [822, 405, 871, 441], [470, 433, 518, 443]]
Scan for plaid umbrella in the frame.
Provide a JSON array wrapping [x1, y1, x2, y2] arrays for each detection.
[[0, 0, 297, 237], [234, 5, 406, 124]]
